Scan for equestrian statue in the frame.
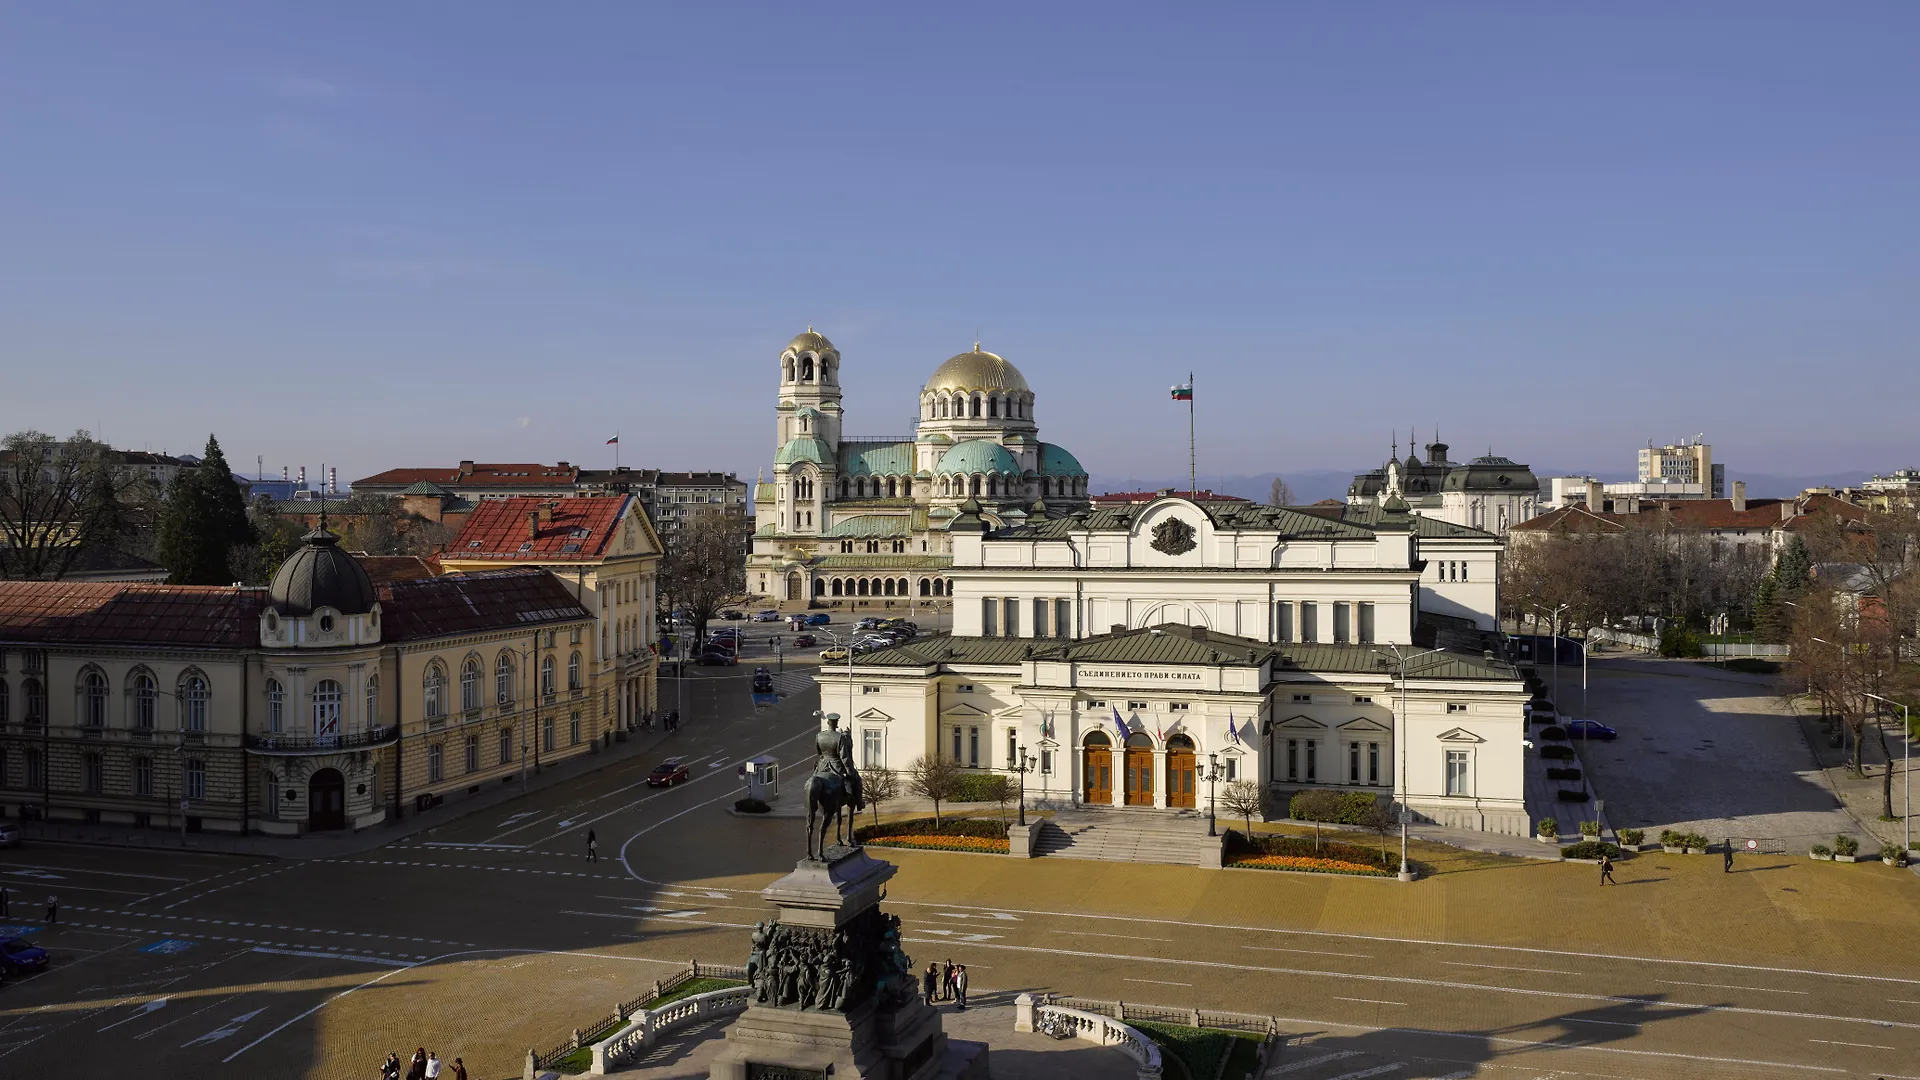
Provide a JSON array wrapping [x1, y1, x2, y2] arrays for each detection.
[[806, 714, 866, 860]]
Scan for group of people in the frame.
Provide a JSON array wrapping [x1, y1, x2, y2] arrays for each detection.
[[921, 959, 969, 1010], [637, 710, 681, 734], [380, 1048, 464, 1080]]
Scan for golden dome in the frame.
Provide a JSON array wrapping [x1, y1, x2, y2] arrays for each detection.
[[784, 329, 836, 356], [925, 348, 1028, 393]]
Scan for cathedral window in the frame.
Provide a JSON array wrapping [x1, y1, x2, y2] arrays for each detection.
[[938, 397, 949, 419], [988, 395, 999, 418], [970, 476, 982, 496], [841, 540, 853, 554], [801, 357, 814, 381], [970, 394, 983, 417]]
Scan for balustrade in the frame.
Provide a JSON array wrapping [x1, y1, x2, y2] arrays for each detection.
[[589, 986, 752, 1075]]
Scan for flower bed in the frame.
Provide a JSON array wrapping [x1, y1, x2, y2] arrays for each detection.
[[1229, 853, 1394, 876], [1224, 830, 1400, 876], [864, 834, 1010, 854], [854, 816, 1010, 854]]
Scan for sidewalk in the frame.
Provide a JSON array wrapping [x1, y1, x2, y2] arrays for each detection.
[[16, 724, 687, 860], [1790, 696, 1917, 852]]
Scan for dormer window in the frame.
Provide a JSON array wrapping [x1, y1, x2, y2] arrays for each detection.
[[518, 542, 534, 552], [266, 611, 279, 632]]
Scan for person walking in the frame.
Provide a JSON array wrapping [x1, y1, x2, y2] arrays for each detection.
[[44, 893, 57, 924], [587, 829, 598, 863], [922, 963, 938, 1007], [382, 1052, 401, 1080], [424, 1051, 442, 1079], [450, 1058, 467, 1080], [941, 959, 955, 1002], [408, 1047, 427, 1080], [1598, 853, 1616, 886], [953, 965, 969, 1011], [1723, 838, 1734, 873]]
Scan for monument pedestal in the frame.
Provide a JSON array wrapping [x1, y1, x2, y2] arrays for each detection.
[[708, 847, 986, 1080]]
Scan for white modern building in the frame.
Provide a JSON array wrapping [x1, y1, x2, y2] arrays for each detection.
[[828, 469, 1531, 837]]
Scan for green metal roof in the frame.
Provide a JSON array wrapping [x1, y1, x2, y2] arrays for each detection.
[[1038, 443, 1087, 477], [810, 554, 950, 569], [936, 439, 1020, 476], [839, 440, 915, 477], [398, 480, 454, 496], [991, 502, 1375, 541], [822, 514, 915, 538], [775, 437, 834, 466]]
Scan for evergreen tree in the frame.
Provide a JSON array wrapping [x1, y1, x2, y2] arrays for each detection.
[[1774, 535, 1813, 599], [155, 434, 257, 585], [1753, 573, 1783, 642]]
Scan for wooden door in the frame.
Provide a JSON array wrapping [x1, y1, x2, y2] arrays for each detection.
[[307, 768, 346, 832], [1124, 747, 1155, 805], [1083, 746, 1113, 804], [1167, 748, 1196, 809]]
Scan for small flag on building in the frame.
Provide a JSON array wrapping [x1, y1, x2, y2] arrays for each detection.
[[1113, 704, 1127, 733], [1170, 382, 1193, 401], [606, 435, 620, 445], [1225, 712, 1239, 745]]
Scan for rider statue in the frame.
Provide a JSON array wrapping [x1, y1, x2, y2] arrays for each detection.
[[806, 715, 866, 859]]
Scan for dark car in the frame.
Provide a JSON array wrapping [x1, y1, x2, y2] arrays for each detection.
[[1567, 719, 1618, 741], [752, 669, 775, 694], [856, 617, 881, 630], [0, 936, 49, 974], [792, 634, 817, 648], [699, 649, 738, 666], [804, 613, 831, 626], [646, 757, 691, 787]]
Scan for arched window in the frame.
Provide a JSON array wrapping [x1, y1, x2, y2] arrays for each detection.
[[987, 475, 998, 497], [266, 678, 285, 734], [883, 579, 895, 596], [800, 356, 814, 381], [971, 394, 983, 417], [541, 655, 556, 698], [496, 653, 516, 706], [813, 578, 826, 596], [952, 392, 965, 417], [919, 579, 930, 596], [783, 357, 795, 382], [831, 579, 842, 596], [568, 650, 582, 691], [80, 668, 108, 728], [424, 663, 447, 719], [857, 579, 869, 596], [131, 669, 156, 730], [970, 476, 982, 496], [461, 657, 481, 711], [178, 672, 208, 731], [366, 674, 379, 729], [939, 396, 949, 419], [312, 679, 342, 735]]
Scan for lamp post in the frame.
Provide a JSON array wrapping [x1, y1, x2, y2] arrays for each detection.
[[772, 634, 784, 675], [1013, 745, 1035, 827], [1374, 644, 1446, 883], [1863, 691, 1912, 854], [818, 628, 857, 724], [1201, 753, 1225, 837], [1532, 603, 1571, 713]]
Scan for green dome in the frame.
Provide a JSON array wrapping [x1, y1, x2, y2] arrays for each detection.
[[1038, 442, 1086, 476], [936, 439, 1020, 476], [775, 437, 833, 466]]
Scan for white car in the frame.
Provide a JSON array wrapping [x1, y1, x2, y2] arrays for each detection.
[[0, 822, 20, 848]]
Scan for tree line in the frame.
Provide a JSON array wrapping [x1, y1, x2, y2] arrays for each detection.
[[1499, 513, 1772, 635]]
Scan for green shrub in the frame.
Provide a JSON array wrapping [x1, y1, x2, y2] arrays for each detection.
[[1556, 789, 1589, 802], [1536, 817, 1558, 837], [1659, 625, 1704, 658], [1579, 820, 1601, 837], [1225, 829, 1401, 873], [949, 773, 1012, 803], [1880, 843, 1906, 863], [1545, 767, 1583, 782], [734, 798, 771, 814], [1560, 840, 1622, 860], [1287, 789, 1381, 825], [1681, 832, 1710, 850], [1833, 835, 1860, 857], [1538, 725, 1568, 741], [1723, 658, 1781, 675], [853, 816, 1007, 842], [1810, 844, 1831, 857], [1540, 745, 1575, 760], [1620, 828, 1645, 846], [1132, 1021, 1243, 1080]]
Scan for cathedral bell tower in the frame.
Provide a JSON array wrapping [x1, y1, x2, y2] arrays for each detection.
[[772, 329, 843, 537]]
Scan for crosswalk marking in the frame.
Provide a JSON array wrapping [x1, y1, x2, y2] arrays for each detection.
[[1323, 1065, 1403, 1080], [1268, 1051, 1362, 1074]]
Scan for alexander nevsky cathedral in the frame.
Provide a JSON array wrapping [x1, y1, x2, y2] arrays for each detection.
[[747, 329, 1091, 606]]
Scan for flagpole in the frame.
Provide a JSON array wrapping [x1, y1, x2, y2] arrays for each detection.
[[1187, 370, 1196, 494]]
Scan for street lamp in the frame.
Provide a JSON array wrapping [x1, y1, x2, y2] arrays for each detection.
[[1862, 691, 1911, 854], [771, 634, 784, 674], [1201, 753, 1225, 837], [1012, 745, 1035, 827], [1374, 644, 1446, 883], [1531, 603, 1571, 714], [817, 628, 857, 725]]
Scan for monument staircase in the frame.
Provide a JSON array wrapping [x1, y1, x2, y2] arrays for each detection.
[[1031, 807, 1223, 867]]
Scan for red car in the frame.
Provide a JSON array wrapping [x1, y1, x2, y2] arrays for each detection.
[[793, 634, 817, 648], [646, 757, 690, 787]]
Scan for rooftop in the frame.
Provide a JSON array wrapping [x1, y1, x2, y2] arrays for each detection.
[[0, 582, 266, 648], [378, 569, 592, 641], [353, 462, 581, 489], [447, 495, 634, 561]]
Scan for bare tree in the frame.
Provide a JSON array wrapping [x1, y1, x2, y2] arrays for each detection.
[[1357, 800, 1398, 863], [906, 754, 962, 826], [659, 507, 753, 649], [1218, 779, 1265, 835], [860, 766, 900, 826], [0, 430, 147, 580], [983, 773, 1013, 821], [1267, 476, 1294, 507]]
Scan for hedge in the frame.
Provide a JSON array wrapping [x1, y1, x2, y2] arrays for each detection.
[[1538, 726, 1568, 741], [1555, 789, 1590, 802], [949, 773, 1013, 803], [1560, 840, 1622, 860], [1545, 767, 1583, 782], [1287, 790, 1381, 825], [1539, 745, 1575, 760], [1132, 1021, 1257, 1080], [853, 817, 1008, 842]]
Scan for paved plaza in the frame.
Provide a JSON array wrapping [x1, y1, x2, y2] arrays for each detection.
[[2, 661, 1919, 1080]]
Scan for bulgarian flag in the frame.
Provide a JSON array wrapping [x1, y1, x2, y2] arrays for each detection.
[[1170, 382, 1193, 401]]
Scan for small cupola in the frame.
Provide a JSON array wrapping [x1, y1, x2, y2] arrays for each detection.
[[264, 524, 381, 647]]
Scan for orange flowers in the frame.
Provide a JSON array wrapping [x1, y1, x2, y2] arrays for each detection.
[[866, 835, 1011, 854], [1228, 854, 1392, 876]]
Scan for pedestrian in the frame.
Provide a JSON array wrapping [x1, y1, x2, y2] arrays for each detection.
[[941, 959, 955, 1002], [424, 1051, 442, 1079], [1598, 853, 1615, 886], [587, 829, 598, 863], [45, 893, 57, 924], [1723, 838, 1734, 873], [922, 963, 937, 1007], [408, 1047, 427, 1080], [450, 1058, 467, 1080], [382, 1052, 402, 1080], [954, 965, 969, 1010]]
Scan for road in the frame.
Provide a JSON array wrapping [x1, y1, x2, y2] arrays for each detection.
[[3, 658, 1918, 1079]]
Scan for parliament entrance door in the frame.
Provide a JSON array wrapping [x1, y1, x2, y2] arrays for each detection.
[[1166, 735, 1197, 809], [1082, 732, 1113, 804], [1124, 733, 1155, 806], [307, 768, 346, 832]]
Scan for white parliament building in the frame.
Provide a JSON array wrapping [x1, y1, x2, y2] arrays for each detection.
[[828, 460, 1532, 837]]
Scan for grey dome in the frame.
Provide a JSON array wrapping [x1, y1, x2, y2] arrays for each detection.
[[269, 527, 377, 616]]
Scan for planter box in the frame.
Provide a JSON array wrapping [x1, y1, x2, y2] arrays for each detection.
[[1684, 847, 1706, 856], [1883, 857, 1908, 868], [1662, 845, 1686, 854], [1627, 842, 1658, 852], [1809, 852, 1833, 861], [1536, 834, 1560, 844], [1834, 854, 1858, 863]]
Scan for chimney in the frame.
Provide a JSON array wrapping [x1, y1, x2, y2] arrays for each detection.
[[458, 460, 475, 475], [1185, 624, 1208, 641], [281, 465, 289, 482], [1110, 623, 1127, 635], [528, 511, 541, 539], [328, 466, 337, 495], [297, 465, 307, 486], [1781, 500, 1794, 522], [1585, 479, 1603, 511], [1731, 480, 1746, 513], [539, 501, 556, 525]]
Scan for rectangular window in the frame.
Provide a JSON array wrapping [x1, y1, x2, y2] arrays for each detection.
[[863, 728, 883, 768], [543, 717, 556, 752], [428, 743, 444, 782], [955, 684, 975, 694], [465, 735, 479, 773], [1447, 703, 1468, 714], [1168, 702, 1189, 712], [1055, 599, 1071, 639], [1354, 696, 1373, 705], [968, 726, 980, 768], [1348, 742, 1360, 784], [1446, 750, 1470, 796], [1275, 602, 1293, 643], [1299, 602, 1318, 643], [982, 598, 997, 637], [1006, 728, 1018, 768], [1224, 757, 1237, 780], [1291, 694, 1311, 703], [185, 759, 206, 800], [1459, 561, 1468, 582], [1126, 700, 1147, 711], [862, 685, 880, 694], [1305, 740, 1317, 782], [1040, 748, 1053, 775], [570, 713, 582, 745], [1368, 742, 1380, 785], [1003, 598, 1019, 638], [500, 727, 514, 765], [1086, 699, 1105, 708], [135, 756, 153, 796], [1358, 602, 1375, 645], [1286, 739, 1298, 781], [951, 726, 963, 761], [25, 748, 42, 788], [1033, 598, 1049, 637], [1333, 602, 1351, 644], [84, 753, 103, 794]]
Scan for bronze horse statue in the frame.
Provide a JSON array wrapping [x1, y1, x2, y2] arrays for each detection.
[[807, 716, 865, 860]]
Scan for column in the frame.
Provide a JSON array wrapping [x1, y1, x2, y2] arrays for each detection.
[[1152, 748, 1168, 809]]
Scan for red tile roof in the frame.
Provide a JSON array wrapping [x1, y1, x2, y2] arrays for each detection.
[[358, 556, 441, 585], [447, 496, 633, 562], [352, 463, 581, 489], [0, 582, 266, 648], [377, 569, 591, 641], [1511, 495, 1870, 534]]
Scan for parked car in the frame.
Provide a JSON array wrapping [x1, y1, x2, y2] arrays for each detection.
[[699, 649, 739, 666], [646, 757, 691, 787], [0, 936, 49, 975], [752, 610, 782, 622], [718, 609, 745, 621], [855, 617, 881, 630], [1567, 719, 1618, 741], [792, 634, 817, 648], [709, 629, 743, 643], [752, 669, 775, 693], [0, 821, 19, 848], [819, 646, 850, 662], [804, 613, 831, 626]]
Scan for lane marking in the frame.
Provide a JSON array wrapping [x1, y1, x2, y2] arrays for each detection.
[[1333, 997, 1405, 1007], [97, 998, 168, 1032], [0, 863, 191, 882], [1440, 961, 1576, 976], [1248, 945, 1373, 960], [1657, 978, 1808, 995], [1268, 1052, 1362, 1073], [1124, 977, 1192, 987], [1807, 1038, 1896, 1049], [250, 945, 416, 968], [1070, 930, 1173, 942], [1324, 1066, 1403, 1080]]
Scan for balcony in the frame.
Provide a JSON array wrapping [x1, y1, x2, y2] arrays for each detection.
[[245, 726, 398, 756]]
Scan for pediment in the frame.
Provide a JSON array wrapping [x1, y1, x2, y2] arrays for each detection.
[[1338, 716, 1392, 733], [1275, 714, 1326, 730], [940, 702, 990, 718], [855, 708, 893, 722], [1437, 727, 1484, 743]]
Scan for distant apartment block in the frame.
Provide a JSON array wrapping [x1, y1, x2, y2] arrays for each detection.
[[1638, 436, 1724, 498]]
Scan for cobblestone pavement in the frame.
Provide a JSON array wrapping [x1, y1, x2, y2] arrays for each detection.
[[4, 662, 1919, 1080]]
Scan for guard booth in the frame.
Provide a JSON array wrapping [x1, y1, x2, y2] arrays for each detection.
[[740, 755, 780, 802]]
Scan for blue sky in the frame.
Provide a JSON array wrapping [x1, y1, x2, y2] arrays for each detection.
[[3, 4, 1914, 490]]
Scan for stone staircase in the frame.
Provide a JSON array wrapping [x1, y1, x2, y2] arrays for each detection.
[[1031, 808, 1223, 867]]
